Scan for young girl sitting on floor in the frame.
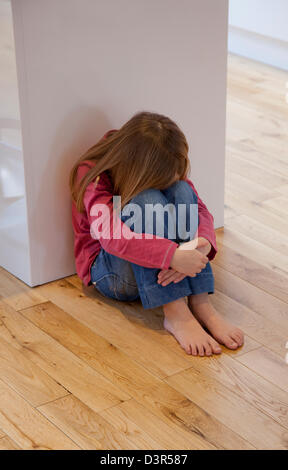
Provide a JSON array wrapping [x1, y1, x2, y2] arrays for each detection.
[[70, 111, 244, 356]]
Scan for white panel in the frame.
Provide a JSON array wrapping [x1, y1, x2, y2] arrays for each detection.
[[0, 0, 31, 284]]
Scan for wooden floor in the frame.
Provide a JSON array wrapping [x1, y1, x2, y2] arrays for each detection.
[[0, 54, 288, 450]]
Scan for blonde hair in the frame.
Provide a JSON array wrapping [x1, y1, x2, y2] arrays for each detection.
[[70, 111, 190, 212]]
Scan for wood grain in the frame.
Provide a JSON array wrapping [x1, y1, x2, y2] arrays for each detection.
[[0, 301, 130, 413], [0, 334, 68, 406], [0, 379, 79, 450], [100, 399, 254, 450], [34, 279, 192, 378], [38, 395, 138, 450], [0, 435, 20, 450], [21, 301, 248, 449], [172, 352, 288, 430], [210, 290, 288, 357], [237, 348, 288, 394], [165, 368, 288, 449], [0, 267, 46, 311], [213, 264, 288, 335]]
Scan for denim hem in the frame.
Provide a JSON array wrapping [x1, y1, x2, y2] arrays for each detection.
[[189, 274, 214, 297], [138, 273, 214, 309]]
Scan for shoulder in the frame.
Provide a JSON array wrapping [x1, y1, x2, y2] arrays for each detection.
[[76, 159, 95, 181], [184, 177, 198, 192], [94, 171, 113, 191], [77, 163, 113, 196]]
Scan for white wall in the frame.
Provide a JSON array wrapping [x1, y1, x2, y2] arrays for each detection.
[[8, 0, 228, 286], [0, 1, 31, 284], [229, 0, 288, 70]]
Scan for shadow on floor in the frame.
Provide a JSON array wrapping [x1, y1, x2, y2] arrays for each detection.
[[68, 275, 166, 333]]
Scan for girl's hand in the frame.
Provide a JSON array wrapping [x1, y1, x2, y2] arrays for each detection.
[[195, 237, 211, 256], [157, 268, 186, 286], [158, 238, 211, 285], [170, 239, 209, 277]]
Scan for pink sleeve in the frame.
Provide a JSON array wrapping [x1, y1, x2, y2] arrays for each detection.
[[80, 169, 178, 269], [185, 179, 217, 260]]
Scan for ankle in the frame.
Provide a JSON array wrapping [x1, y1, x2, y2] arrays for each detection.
[[163, 297, 186, 309], [189, 293, 209, 307], [163, 298, 191, 320]]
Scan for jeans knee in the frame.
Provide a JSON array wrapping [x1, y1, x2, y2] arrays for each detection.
[[129, 188, 167, 208], [163, 180, 198, 204]]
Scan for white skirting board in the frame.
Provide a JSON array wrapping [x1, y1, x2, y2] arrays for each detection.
[[228, 25, 288, 72]]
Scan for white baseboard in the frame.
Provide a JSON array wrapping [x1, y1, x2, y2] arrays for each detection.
[[228, 25, 288, 71]]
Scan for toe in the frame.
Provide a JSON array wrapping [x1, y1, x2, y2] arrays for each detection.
[[190, 344, 198, 356], [236, 330, 244, 345], [225, 336, 239, 349], [204, 342, 212, 356], [197, 344, 205, 357], [232, 332, 243, 346], [210, 340, 222, 354], [183, 344, 192, 355]]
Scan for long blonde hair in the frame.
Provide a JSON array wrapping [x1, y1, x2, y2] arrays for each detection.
[[70, 111, 190, 212]]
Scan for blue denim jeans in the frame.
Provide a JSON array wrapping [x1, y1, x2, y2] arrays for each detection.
[[90, 180, 214, 309]]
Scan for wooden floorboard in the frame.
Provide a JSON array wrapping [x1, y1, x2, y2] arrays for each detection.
[[0, 54, 287, 449]]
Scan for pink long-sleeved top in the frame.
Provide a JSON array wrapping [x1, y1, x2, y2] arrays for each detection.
[[71, 130, 217, 286]]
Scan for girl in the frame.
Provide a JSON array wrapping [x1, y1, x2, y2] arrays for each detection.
[[70, 111, 244, 356]]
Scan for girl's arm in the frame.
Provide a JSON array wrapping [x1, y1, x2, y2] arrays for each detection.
[[80, 167, 179, 270], [185, 179, 217, 261]]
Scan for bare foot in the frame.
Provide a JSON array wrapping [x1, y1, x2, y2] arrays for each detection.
[[163, 297, 222, 356], [188, 293, 244, 350]]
